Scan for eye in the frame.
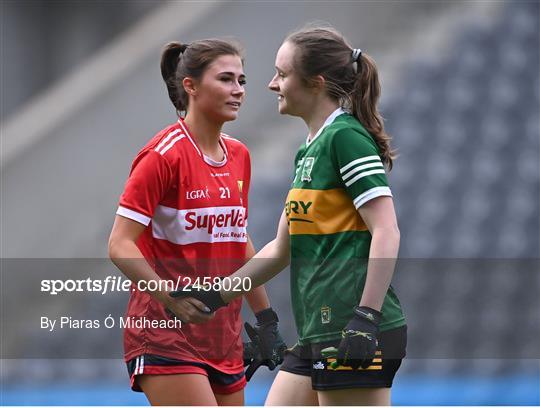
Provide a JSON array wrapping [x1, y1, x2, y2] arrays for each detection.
[[239, 78, 247, 86]]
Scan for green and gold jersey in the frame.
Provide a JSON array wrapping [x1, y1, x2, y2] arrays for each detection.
[[286, 108, 405, 345]]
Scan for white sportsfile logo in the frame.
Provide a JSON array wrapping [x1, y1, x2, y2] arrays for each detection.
[[313, 361, 325, 370], [152, 205, 247, 245]]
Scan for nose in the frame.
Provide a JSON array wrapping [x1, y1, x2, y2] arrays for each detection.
[[232, 81, 245, 96], [268, 74, 279, 92]]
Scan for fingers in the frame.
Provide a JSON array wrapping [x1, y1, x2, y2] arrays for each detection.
[[266, 359, 277, 371], [359, 357, 374, 369], [168, 298, 215, 323], [335, 339, 377, 369], [336, 339, 348, 366], [185, 297, 212, 314], [244, 322, 259, 341], [245, 359, 263, 382]]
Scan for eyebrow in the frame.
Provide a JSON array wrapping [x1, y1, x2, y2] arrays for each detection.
[[218, 71, 246, 77]]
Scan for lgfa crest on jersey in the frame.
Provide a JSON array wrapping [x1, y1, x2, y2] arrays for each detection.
[[301, 157, 315, 182], [321, 306, 331, 324]]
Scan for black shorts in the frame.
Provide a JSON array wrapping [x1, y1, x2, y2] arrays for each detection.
[[280, 325, 407, 391], [126, 354, 246, 395]]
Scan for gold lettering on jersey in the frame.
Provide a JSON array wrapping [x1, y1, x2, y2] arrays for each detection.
[[285, 188, 368, 235], [237, 180, 243, 194]]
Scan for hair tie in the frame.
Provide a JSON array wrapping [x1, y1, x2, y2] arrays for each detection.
[[351, 48, 362, 62]]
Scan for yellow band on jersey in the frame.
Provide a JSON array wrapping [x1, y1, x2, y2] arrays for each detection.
[[285, 188, 368, 235]]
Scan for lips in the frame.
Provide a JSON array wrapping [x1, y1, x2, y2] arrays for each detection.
[[227, 101, 241, 108]]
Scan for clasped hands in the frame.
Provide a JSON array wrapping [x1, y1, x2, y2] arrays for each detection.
[[166, 284, 286, 381]]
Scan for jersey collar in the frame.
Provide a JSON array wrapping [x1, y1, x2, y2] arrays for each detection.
[[177, 118, 228, 167], [306, 107, 346, 147]]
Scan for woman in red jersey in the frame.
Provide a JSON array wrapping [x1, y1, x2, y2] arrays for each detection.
[[108, 39, 285, 406]]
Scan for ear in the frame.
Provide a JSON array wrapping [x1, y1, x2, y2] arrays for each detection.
[[183, 77, 197, 96], [310, 75, 326, 93]]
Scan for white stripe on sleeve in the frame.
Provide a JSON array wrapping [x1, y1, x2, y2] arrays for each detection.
[[159, 135, 185, 156], [345, 169, 386, 187], [116, 206, 151, 226], [353, 186, 392, 209], [155, 129, 181, 153], [342, 161, 384, 182], [340, 155, 381, 174]]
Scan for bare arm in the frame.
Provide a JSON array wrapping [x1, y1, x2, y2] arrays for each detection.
[[108, 215, 213, 323], [243, 235, 271, 312], [220, 210, 290, 303], [357, 196, 400, 311]]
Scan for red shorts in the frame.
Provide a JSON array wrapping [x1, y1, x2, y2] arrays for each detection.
[[126, 354, 246, 395]]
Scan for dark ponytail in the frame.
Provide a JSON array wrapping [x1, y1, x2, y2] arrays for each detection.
[[352, 54, 395, 170], [160, 42, 189, 113], [285, 25, 396, 170], [159, 39, 244, 116]]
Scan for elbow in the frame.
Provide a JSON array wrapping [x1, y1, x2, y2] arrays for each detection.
[[388, 225, 400, 244], [108, 237, 116, 261], [266, 238, 290, 267], [393, 225, 401, 243], [277, 243, 291, 269], [108, 234, 121, 262], [274, 238, 290, 262], [373, 225, 400, 244]]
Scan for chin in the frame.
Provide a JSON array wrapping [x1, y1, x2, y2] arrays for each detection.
[[213, 110, 238, 123], [228, 110, 240, 119]]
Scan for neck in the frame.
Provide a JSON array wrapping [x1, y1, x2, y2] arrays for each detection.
[[304, 98, 341, 141], [183, 111, 224, 160]]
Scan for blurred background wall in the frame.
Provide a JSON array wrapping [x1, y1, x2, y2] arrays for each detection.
[[1, 0, 538, 405]]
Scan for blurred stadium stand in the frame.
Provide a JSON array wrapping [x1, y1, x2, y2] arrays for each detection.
[[1, 0, 538, 405]]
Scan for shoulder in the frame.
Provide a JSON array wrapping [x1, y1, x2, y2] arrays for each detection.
[[132, 122, 188, 170], [327, 115, 379, 155]]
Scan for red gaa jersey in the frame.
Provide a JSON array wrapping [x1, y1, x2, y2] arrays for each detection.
[[116, 118, 251, 373]]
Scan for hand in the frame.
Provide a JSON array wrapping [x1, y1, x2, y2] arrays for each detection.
[[169, 283, 227, 312], [243, 308, 287, 381], [164, 295, 215, 324], [336, 306, 381, 369]]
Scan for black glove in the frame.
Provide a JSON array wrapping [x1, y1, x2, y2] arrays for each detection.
[[168, 284, 227, 313], [336, 306, 381, 369], [243, 308, 287, 381]]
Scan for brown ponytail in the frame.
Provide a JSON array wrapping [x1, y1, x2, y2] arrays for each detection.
[[285, 25, 396, 170], [352, 54, 395, 170], [160, 42, 188, 113], [159, 39, 244, 116]]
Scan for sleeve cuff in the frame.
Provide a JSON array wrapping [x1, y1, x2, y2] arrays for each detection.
[[353, 186, 392, 209], [116, 206, 151, 226]]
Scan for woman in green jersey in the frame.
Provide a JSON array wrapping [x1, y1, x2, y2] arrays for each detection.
[[175, 24, 406, 405]]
